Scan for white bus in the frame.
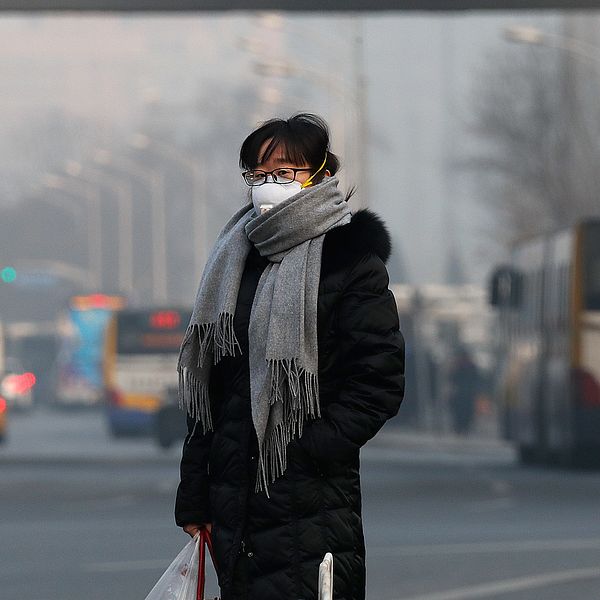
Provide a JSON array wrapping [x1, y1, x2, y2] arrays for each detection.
[[489, 218, 600, 465]]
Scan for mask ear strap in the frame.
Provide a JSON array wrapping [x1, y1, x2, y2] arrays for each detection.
[[301, 154, 328, 188]]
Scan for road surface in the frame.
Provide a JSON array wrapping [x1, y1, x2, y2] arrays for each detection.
[[1, 408, 599, 599]]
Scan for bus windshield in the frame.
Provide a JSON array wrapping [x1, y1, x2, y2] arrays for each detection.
[[584, 222, 600, 311], [116, 308, 190, 356]]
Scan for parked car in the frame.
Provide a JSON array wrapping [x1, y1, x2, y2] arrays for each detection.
[[0, 357, 35, 411]]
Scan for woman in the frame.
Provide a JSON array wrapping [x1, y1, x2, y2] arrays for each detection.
[[175, 113, 405, 600]]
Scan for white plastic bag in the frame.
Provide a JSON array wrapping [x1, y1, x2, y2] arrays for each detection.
[[144, 535, 200, 600], [318, 552, 334, 600]]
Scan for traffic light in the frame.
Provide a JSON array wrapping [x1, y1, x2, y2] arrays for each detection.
[[0, 266, 16, 283]]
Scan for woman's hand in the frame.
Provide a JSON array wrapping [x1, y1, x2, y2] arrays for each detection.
[[183, 523, 212, 538]]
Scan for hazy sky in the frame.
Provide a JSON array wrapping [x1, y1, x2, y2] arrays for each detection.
[[0, 10, 563, 287], [363, 11, 560, 285]]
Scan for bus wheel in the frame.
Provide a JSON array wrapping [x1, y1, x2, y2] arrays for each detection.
[[155, 407, 186, 450], [157, 431, 173, 450], [156, 418, 176, 450], [518, 444, 536, 465]]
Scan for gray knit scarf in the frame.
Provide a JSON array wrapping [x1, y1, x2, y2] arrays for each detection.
[[177, 176, 352, 497]]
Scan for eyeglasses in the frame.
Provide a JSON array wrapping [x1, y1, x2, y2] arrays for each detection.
[[241, 167, 314, 187]]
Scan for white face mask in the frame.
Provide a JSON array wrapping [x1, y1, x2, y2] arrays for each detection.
[[251, 179, 303, 216]]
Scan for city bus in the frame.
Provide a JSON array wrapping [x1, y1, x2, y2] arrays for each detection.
[[489, 219, 600, 465], [103, 306, 191, 437]]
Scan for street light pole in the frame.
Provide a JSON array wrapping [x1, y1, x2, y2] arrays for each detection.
[[93, 150, 166, 305], [42, 174, 102, 290], [130, 134, 207, 279], [353, 17, 369, 208], [30, 184, 89, 286], [504, 25, 600, 67], [64, 160, 135, 297], [32, 184, 87, 228]]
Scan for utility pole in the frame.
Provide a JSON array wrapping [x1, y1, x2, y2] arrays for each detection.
[[354, 16, 369, 208]]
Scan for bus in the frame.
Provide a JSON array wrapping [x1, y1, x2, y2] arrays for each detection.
[[55, 294, 126, 407], [103, 306, 191, 437], [489, 219, 600, 465]]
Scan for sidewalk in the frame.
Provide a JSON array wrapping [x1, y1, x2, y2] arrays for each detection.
[[0, 406, 515, 466], [365, 424, 515, 465]]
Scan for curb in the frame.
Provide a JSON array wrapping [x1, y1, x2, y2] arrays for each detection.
[[0, 455, 180, 466]]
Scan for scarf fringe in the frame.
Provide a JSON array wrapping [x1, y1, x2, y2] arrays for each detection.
[[187, 312, 240, 367], [178, 366, 213, 435], [177, 313, 241, 435], [212, 312, 241, 363], [255, 359, 320, 497]]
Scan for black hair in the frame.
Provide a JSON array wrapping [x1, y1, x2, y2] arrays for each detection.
[[239, 113, 354, 199]]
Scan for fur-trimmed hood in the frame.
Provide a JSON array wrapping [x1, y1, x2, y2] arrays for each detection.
[[322, 208, 392, 273]]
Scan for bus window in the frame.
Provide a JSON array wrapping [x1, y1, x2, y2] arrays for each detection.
[[584, 224, 600, 311], [116, 309, 190, 356]]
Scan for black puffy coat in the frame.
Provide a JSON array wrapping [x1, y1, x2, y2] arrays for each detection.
[[175, 208, 405, 600]]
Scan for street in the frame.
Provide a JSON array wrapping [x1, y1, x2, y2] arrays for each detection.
[[2, 409, 600, 600]]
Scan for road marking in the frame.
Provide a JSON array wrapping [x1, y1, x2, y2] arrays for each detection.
[[369, 537, 600, 557], [393, 565, 600, 600], [83, 559, 170, 572]]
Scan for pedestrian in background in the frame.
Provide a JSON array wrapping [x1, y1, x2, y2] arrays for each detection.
[[175, 113, 405, 600], [447, 345, 481, 436]]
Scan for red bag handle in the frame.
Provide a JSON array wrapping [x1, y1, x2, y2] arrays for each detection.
[[196, 528, 218, 600]]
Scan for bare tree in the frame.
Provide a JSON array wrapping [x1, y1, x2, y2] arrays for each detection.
[[467, 43, 600, 246]]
